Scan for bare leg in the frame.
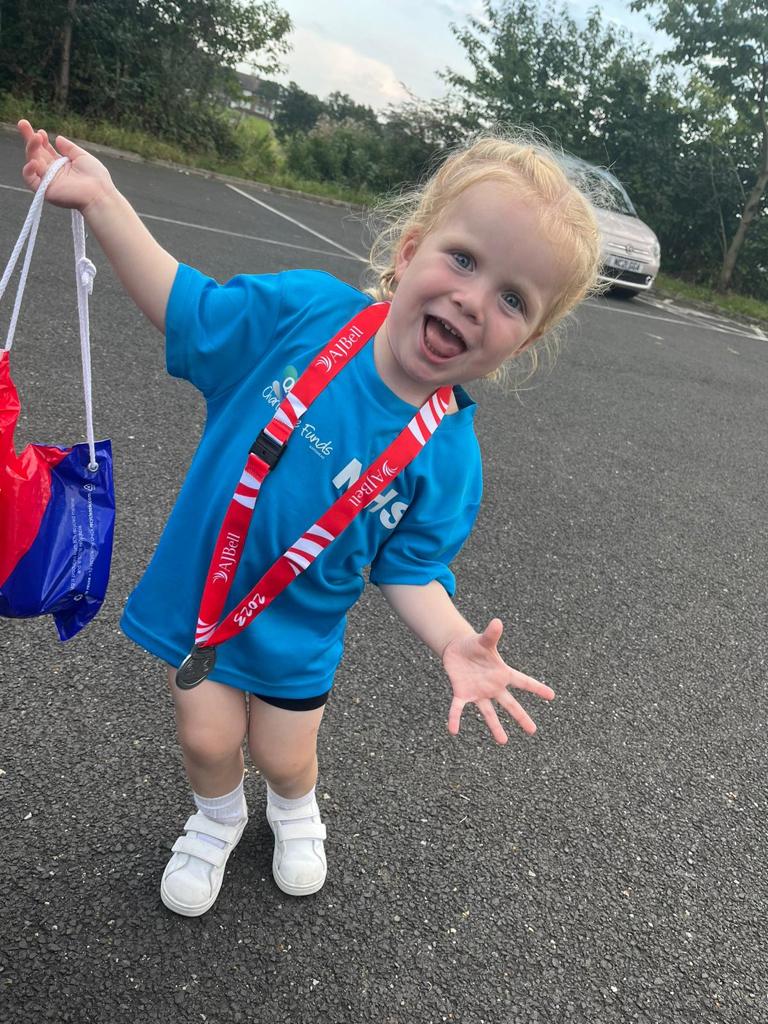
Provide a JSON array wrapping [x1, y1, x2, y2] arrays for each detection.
[[166, 667, 248, 797], [246, 697, 325, 796], [161, 669, 251, 916], [248, 697, 328, 895]]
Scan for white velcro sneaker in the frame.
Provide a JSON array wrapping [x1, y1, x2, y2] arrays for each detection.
[[267, 796, 327, 897], [160, 811, 247, 917]]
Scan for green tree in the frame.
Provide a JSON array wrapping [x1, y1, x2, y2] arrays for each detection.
[[443, 1, 669, 153], [631, 0, 768, 292], [0, 1, 291, 152], [325, 91, 379, 129], [273, 81, 326, 137]]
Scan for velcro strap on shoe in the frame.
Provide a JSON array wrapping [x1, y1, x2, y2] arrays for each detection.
[[171, 835, 228, 868], [275, 821, 327, 843], [269, 800, 318, 821], [184, 812, 243, 844]]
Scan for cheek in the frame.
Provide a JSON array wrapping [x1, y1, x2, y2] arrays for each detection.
[[490, 323, 528, 362]]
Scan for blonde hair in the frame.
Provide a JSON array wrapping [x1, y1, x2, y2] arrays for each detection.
[[365, 128, 604, 383]]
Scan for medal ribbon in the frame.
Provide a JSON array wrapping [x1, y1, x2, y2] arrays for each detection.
[[185, 302, 453, 666]]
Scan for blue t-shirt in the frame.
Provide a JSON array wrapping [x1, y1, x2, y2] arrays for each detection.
[[120, 265, 483, 698]]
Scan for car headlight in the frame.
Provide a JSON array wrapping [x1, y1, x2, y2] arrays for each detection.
[[651, 238, 661, 261]]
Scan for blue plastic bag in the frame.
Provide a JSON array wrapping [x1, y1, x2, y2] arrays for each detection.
[[0, 157, 115, 640], [0, 362, 115, 638]]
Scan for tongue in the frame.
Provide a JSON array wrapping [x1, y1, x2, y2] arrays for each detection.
[[424, 316, 464, 358]]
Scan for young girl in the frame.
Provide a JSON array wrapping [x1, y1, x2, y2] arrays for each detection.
[[18, 120, 600, 917]]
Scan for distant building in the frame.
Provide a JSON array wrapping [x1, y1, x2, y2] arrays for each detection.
[[229, 72, 282, 122]]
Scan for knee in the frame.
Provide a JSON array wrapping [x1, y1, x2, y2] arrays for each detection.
[[249, 739, 316, 788], [177, 721, 243, 769]]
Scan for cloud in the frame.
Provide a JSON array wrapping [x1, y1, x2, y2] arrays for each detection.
[[417, 0, 483, 19], [276, 26, 412, 109]]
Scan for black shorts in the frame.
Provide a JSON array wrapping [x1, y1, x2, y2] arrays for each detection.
[[251, 690, 330, 712]]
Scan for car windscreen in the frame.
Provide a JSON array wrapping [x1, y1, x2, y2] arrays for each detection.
[[562, 159, 638, 217]]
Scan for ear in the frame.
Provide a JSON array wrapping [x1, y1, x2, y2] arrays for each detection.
[[394, 231, 420, 282]]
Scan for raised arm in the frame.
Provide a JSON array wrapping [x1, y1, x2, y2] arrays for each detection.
[[18, 120, 177, 333], [379, 580, 555, 744]]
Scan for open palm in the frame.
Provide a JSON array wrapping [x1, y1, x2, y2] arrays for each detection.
[[442, 618, 555, 744]]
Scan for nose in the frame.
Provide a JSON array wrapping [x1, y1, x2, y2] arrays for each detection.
[[451, 281, 483, 324]]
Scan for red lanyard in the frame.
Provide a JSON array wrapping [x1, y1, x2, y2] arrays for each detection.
[[176, 302, 453, 689]]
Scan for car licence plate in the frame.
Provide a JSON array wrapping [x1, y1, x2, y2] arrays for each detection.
[[609, 255, 642, 272]]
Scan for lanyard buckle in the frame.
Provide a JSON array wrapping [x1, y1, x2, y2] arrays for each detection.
[[249, 429, 285, 469]]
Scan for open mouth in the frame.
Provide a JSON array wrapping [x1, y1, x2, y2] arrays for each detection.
[[422, 315, 467, 360]]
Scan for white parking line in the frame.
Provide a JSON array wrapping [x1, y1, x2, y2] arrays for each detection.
[[584, 298, 765, 341], [226, 183, 367, 262], [638, 294, 767, 340], [0, 182, 362, 262], [138, 212, 363, 262]]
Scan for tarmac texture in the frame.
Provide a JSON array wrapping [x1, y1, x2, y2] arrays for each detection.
[[0, 129, 766, 1023]]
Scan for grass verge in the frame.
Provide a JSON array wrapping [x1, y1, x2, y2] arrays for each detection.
[[654, 272, 768, 327], [0, 93, 374, 207]]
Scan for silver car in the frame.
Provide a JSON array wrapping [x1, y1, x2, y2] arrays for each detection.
[[563, 156, 661, 296]]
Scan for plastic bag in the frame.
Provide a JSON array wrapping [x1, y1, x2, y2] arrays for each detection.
[[0, 156, 115, 640]]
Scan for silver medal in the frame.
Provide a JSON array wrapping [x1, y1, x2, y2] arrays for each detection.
[[176, 645, 217, 689]]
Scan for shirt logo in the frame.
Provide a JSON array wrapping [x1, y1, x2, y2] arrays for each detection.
[[336, 458, 407, 525], [262, 363, 333, 459], [271, 365, 298, 401]]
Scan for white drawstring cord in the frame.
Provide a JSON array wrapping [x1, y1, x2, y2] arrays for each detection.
[[72, 210, 98, 471], [0, 157, 69, 352], [0, 155, 99, 471]]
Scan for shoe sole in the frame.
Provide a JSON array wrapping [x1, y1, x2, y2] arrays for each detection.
[[160, 817, 247, 917], [267, 817, 327, 897]]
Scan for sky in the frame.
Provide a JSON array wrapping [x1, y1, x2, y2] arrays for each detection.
[[263, 0, 670, 112]]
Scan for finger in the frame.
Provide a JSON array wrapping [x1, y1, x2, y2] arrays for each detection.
[[21, 136, 53, 186], [497, 690, 537, 735], [36, 129, 56, 163], [21, 160, 42, 190], [477, 698, 508, 744], [55, 134, 88, 161], [23, 126, 42, 158], [22, 128, 48, 171], [447, 697, 466, 736], [508, 668, 555, 701], [17, 119, 35, 142], [40, 129, 59, 159], [479, 617, 503, 650]]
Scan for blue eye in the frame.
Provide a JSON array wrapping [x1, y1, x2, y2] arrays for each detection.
[[451, 251, 473, 270], [502, 291, 524, 313]]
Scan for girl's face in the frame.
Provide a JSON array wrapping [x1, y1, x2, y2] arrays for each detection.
[[375, 179, 570, 406]]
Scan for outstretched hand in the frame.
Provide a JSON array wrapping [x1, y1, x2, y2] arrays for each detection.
[[18, 120, 113, 212], [442, 618, 555, 744]]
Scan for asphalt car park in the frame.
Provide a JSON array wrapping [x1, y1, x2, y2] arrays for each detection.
[[1, 128, 766, 1024]]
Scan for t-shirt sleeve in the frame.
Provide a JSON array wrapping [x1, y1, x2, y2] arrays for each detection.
[[165, 263, 284, 399], [369, 445, 483, 597]]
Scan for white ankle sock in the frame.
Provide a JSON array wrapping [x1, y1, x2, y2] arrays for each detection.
[[267, 783, 317, 815], [192, 778, 247, 850]]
